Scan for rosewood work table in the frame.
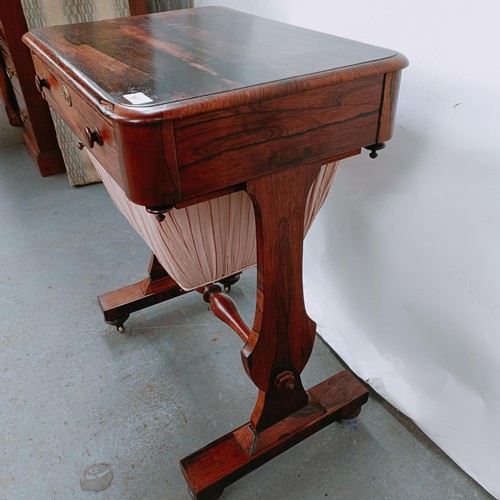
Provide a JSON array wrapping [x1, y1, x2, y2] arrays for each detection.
[[24, 7, 407, 498]]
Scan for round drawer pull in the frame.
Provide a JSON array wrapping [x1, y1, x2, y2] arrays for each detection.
[[83, 127, 103, 149], [35, 74, 49, 93], [6, 66, 16, 79]]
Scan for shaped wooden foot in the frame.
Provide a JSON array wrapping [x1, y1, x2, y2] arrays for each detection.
[[98, 254, 244, 331], [181, 371, 369, 499], [98, 253, 187, 331]]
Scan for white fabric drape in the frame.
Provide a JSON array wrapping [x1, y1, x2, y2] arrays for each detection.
[[89, 153, 338, 290]]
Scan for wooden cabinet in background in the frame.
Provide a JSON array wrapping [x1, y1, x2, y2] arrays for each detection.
[[128, 0, 192, 15], [0, 1, 65, 176]]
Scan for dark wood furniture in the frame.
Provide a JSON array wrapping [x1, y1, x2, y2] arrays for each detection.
[[0, 0, 65, 176], [129, 0, 193, 16], [24, 7, 407, 498]]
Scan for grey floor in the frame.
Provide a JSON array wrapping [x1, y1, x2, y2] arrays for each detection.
[[0, 141, 494, 500]]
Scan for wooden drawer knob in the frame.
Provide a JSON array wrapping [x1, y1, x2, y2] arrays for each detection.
[[34, 74, 49, 92], [82, 126, 103, 149]]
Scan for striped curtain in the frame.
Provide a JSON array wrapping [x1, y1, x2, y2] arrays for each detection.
[[20, 0, 191, 186]]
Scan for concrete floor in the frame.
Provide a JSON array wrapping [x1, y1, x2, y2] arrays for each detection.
[[0, 142, 494, 500]]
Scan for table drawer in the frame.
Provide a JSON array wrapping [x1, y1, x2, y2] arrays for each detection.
[[32, 55, 120, 180], [176, 75, 383, 198]]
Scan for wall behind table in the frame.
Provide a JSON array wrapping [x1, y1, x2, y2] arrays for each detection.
[[195, 0, 500, 496]]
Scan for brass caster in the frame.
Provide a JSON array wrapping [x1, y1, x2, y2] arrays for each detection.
[[105, 314, 129, 333], [218, 273, 242, 295], [342, 406, 362, 420], [188, 486, 224, 500]]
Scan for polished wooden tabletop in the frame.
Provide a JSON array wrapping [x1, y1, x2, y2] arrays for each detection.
[[25, 7, 400, 111], [24, 7, 407, 208]]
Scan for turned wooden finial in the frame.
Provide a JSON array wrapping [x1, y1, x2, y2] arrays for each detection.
[[201, 283, 251, 343], [365, 142, 386, 159]]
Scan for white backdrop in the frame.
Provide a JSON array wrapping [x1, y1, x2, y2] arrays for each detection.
[[195, 0, 500, 496]]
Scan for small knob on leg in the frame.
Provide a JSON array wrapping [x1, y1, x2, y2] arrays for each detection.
[[274, 371, 295, 391]]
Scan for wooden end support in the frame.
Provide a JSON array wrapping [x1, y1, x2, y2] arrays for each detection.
[[97, 253, 188, 331], [182, 161, 369, 498], [98, 253, 244, 331], [181, 370, 369, 499], [96, 158, 371, 499]]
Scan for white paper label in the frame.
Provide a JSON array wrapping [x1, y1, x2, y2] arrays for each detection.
[[122, 92, 153, 104]]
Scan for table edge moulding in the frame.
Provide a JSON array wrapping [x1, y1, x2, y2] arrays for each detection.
[[23, 7, 407, 499]]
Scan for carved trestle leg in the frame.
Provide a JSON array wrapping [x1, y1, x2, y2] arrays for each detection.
[[180, 163, 369, 500]]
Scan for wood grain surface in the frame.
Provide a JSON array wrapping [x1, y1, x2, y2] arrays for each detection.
[[24, 7, 407, 206], [24, 7, 406, 115]]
